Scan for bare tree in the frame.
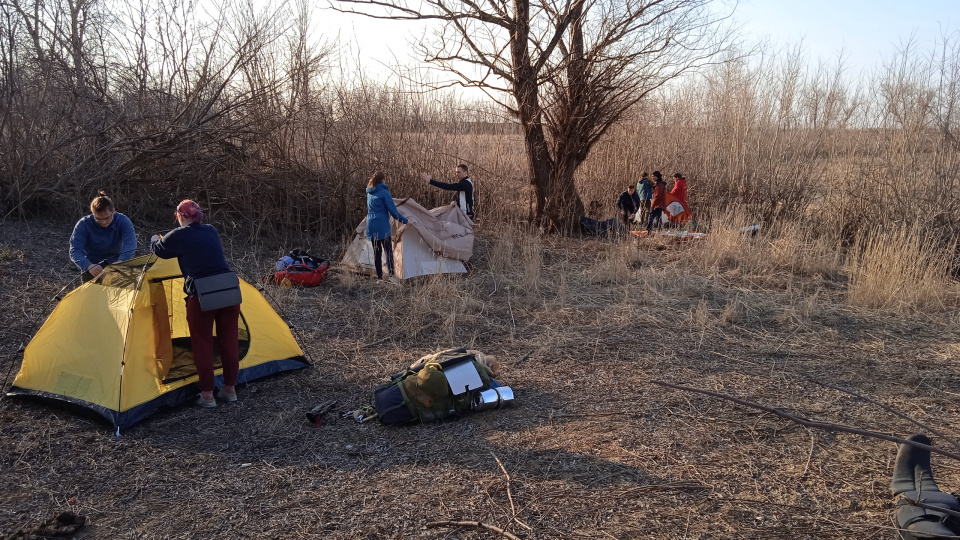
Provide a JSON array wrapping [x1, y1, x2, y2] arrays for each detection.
[[334, 0, 736, 231]]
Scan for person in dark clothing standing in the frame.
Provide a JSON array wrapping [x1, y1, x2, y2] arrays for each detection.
[[646, 171, 668, 232], [422, 164, 475, 220], [616, 185, 641, 227], [366, 171, 409, 285], [151, 200, 241, 408]]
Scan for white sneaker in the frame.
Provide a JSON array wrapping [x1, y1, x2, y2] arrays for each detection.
[[389, 276, 401, 286]]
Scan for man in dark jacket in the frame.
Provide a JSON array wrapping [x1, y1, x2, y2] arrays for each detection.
[[422, 164, 475, 220], [616, 185, 641, 227]]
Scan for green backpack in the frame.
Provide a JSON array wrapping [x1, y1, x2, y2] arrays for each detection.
[[374, 349, 494, 424]]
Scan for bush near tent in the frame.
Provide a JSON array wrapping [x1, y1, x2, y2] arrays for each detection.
[[7, 255, 308, 430], [341, 198, 474, 280]]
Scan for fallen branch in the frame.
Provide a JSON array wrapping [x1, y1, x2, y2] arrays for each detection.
[[491, 452, 533, 531], [425, 520, 523, 540], [650, 380, 960, 462], [808, 378, 960, 452]]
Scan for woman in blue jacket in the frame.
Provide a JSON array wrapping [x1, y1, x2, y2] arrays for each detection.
[[366, 171, 408, 284]]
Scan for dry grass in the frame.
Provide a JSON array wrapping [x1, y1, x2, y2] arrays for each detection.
[[687, 209, 843, 284], [847, 224, 957, 314], [1, 220, 960, 539]]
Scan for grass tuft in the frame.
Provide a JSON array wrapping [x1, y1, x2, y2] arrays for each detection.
[[846, 224, 956, 314]]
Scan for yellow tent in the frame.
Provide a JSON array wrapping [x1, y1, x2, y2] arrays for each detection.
[[8, 254, 307, 429]]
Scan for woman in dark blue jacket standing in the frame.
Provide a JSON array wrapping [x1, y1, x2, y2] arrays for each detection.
[[151, 200, 241, 408], [366, 171, 408, 284]]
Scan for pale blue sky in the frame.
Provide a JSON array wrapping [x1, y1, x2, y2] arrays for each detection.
[[320, 0, 957, 78], [735, 0, 956, 74]]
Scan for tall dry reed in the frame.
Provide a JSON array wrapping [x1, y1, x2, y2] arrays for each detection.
[[846, 224, 955, 313]]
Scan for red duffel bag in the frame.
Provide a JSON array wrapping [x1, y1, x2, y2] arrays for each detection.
[[273, 262, 329, 287]]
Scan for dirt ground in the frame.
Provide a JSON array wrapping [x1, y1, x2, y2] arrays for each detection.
[[2, 219, 960, 539]]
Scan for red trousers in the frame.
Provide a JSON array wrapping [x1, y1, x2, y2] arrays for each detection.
[[185, 296, 241, 393]]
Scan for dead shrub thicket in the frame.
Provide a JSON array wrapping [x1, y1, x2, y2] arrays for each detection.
[[584, 38, 960, 243], [0, 0, 525, 242], [1, 0, 958, 305], [576, 38, 960, 312]]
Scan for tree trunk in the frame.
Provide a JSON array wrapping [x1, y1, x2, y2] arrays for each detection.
[[511, 0, 555, 229], [522, 122, 552, 227], [544, 155, 585, 233]]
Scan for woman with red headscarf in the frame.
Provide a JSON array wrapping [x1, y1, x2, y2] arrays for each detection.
[[150, 200, 241, 408]]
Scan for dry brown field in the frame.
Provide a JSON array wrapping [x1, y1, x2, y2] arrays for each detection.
[[2, 216, 960, 539]]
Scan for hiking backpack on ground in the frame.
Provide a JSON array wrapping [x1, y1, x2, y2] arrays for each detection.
[[374, 348, 498, 425]]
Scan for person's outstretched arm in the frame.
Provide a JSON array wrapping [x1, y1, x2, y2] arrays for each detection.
[[151, 229, 182, 259], [428, 177, 471, 191], [385, 197, 409, 224]]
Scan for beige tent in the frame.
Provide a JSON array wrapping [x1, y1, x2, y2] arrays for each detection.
[[341, 199, 473, 279]]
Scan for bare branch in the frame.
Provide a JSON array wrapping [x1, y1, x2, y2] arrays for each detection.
[[651, 379, 960, 462], [426, 520, 524, 540]]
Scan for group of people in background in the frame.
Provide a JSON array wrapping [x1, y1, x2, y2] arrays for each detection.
[[616, 171, 688, 232], [67, 166, 475, 407]]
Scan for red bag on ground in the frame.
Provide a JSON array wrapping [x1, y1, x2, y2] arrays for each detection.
[[273, 263, 328, 287]]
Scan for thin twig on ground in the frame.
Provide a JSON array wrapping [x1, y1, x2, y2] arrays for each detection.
[[808, 378, 960, 452], [491, 452, 533, 532], [425, 520, 523, 540]]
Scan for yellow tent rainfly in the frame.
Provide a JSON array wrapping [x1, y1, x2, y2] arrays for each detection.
[[8, 254, 308, 429]]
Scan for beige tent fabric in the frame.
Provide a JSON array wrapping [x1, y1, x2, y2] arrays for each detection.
[[349, 198, 474, 261], [395, 199, 473, 261], [341, 198, 473, 279]]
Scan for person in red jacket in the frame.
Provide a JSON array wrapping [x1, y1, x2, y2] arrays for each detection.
[[646, 172, 668, 232], [671, 173, 689, 209]]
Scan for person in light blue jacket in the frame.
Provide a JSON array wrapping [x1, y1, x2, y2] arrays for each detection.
[[366, 171, 408, 284], [69, 191, 137, 281]]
